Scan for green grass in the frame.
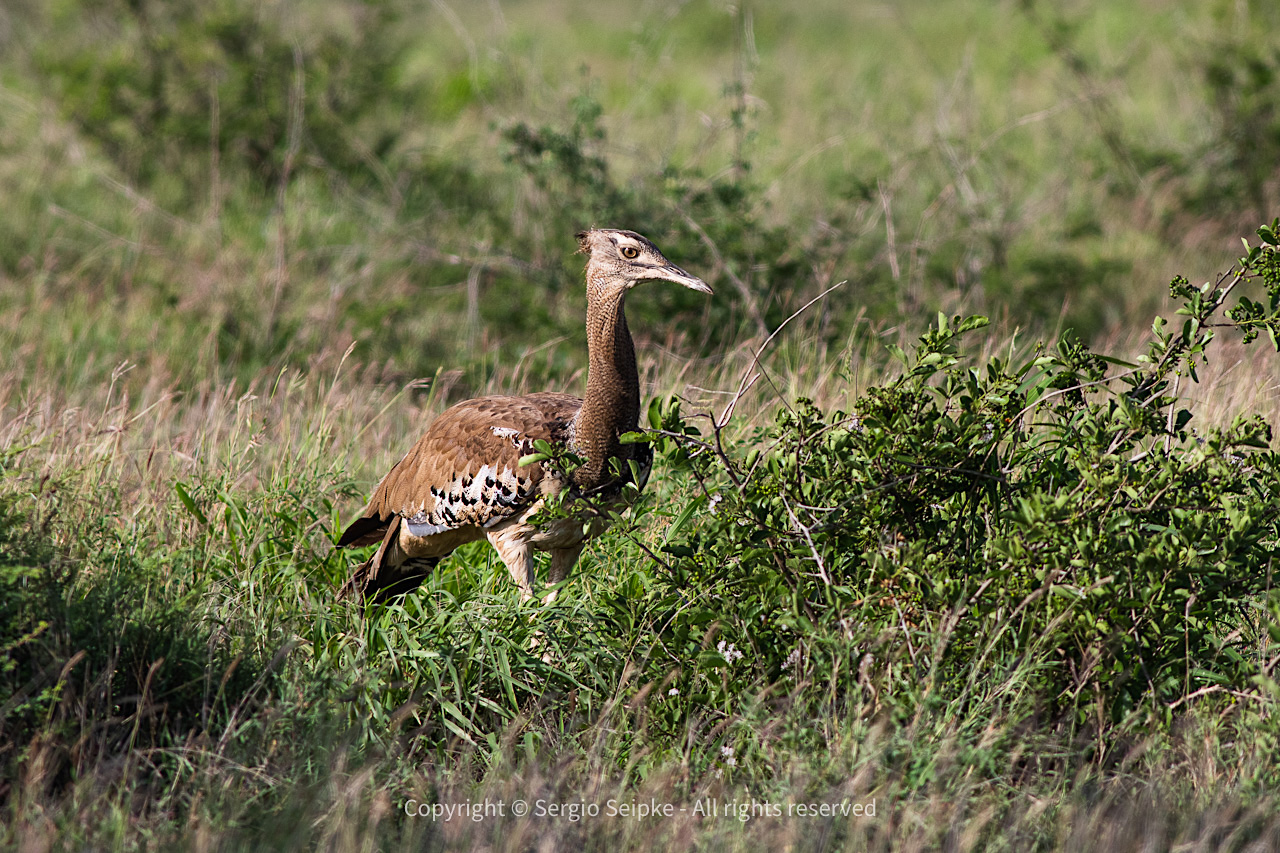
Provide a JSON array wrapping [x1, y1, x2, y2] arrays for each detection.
[[3, 0, 1280, 849]]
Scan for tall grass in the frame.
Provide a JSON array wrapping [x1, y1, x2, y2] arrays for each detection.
[[3, 0, 1276, 395]]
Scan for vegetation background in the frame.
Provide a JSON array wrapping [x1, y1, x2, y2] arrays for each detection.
[[2, 0, 1280, 849]]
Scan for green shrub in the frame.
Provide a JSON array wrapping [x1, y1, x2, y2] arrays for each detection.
[[633, 221, 1280, 736], [501, 92, 807, 347], [1195, 4, 1280, 223], [34, 0, 411, 193]]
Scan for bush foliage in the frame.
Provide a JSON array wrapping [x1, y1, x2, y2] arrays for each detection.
[[643, 227, 1280, 735]]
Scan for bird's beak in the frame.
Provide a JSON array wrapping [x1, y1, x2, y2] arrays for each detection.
[[657, 263, 713, 295]]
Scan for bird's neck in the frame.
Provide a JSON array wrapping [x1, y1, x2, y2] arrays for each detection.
[[575, 280, 639, 487]]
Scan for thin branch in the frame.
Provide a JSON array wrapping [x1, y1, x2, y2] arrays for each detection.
[[781, 493, 830, 585], [723, 279, 850, 428]]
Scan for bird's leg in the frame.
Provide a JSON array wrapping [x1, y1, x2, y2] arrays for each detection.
[[486, 526, 536, 601], [543, 543, 585, 604]]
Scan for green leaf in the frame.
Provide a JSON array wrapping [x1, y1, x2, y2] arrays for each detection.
[[174, 481, 207, 525], [665, 496, 705, 542]]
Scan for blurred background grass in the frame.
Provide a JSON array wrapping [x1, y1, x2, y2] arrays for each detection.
[[2, 0, 1277, 400]]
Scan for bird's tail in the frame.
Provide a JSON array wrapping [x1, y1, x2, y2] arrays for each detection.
[[337, 517, 440, 603], [339, 555, 440, 603]]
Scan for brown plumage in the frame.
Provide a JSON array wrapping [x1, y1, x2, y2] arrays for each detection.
[[337, 229, 711, 603]]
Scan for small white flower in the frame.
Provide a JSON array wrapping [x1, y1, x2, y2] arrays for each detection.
[[668, 687, 680, 696], [717, 640, 744, 662], [721, 746, 737, 767], [782, 647, 801, 671], [709, 493, 723, 515]]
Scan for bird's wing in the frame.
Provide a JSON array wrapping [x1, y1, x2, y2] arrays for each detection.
[[337, 393, 582, 547]]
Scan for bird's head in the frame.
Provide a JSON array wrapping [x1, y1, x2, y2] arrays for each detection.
[[576, 229, 712, 295]]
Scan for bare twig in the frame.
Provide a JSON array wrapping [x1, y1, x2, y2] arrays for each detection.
[[781, 493, 830, 585], [723, 279, 850, 428]]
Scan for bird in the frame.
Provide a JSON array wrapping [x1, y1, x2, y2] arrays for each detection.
[[336, 228, 711, 604]]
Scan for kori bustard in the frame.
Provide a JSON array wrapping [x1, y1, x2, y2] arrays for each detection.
[[337, 229, 710, 603]]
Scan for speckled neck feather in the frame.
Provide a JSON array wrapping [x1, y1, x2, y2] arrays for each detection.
[[574, 268, 639, 487]]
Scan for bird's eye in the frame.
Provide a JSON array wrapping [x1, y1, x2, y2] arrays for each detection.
[[620, 246, 640, 259]]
